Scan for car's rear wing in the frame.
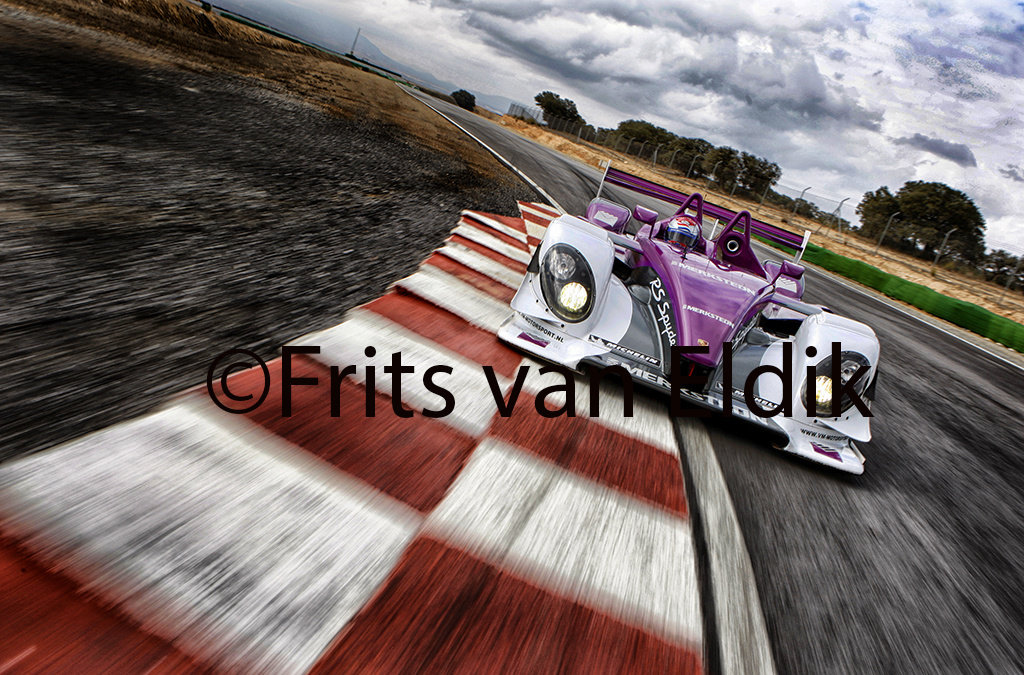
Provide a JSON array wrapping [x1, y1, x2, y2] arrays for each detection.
[[595, 163, 812, 261]]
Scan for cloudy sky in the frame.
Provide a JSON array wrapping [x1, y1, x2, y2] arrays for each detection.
[[228, 0, 1024, 252]]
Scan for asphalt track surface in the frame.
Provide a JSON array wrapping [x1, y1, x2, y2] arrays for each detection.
[[0, 7, 534, 462], [410, 91, 1024, 673]]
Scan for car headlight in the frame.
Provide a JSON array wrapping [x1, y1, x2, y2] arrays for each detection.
[[802, 352, 871, 416], [540, 244, 595, 322], [814, 375, 833, 408]]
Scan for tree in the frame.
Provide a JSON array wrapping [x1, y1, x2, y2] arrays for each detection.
[[534, 91, 584, 124], [897, 182, 986, 263], [738, 152, 781, 196], [855, 186, 901, 239], [982, 250, 1022, 286], [615, 120, 676, 147], [668, 137, 713, 176], [702, 146, 741, 188], [451, 89, 476, 111], [856, 181, 986, 263]]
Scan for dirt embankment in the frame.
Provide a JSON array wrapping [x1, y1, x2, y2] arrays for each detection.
[[498, 116, 1024, 324], [6, 0, 513, 180], [0, 0, 536, 460]]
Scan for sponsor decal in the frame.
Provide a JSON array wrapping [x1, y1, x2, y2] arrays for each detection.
[[649, 277, 677, 346], [518, 332, 549, 348], [800, 428, 849, 442], [589, 335, 660, 366], [672, 260, 756, 295], [811, 443, 843, 461], [733, 387, 773, 410], [605, 356, 672, 389], [681, 304, 735, 327], [523, 315, 564, 342]]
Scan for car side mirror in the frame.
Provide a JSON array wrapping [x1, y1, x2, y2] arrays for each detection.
[[778, 261, 804, 280], [633, 205, 658, 225]]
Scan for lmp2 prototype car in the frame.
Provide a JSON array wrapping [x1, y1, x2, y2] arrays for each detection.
[[497, 167, 879, 474]]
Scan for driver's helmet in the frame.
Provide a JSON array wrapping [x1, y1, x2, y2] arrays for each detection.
[[665, 215, 701, 249]]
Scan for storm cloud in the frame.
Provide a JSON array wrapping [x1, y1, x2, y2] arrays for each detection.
[[226, 0, 1024, 249], [999, 164, 1024, 183], [894, 133, 977, 167]]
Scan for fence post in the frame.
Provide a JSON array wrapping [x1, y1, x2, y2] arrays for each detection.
[[999, 257, 1023, 302], [687, 155, 700, 177], [651, 144, 663, 167], [929, 228, 958, 274], [873, 211, 901, 254], [793, 186, 811, 215]]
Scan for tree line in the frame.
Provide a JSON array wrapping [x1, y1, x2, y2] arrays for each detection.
[[857, 182, 1023, 289], [532, 91, 831, 227]]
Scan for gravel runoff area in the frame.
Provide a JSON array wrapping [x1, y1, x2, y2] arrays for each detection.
[[0, 5, 537, 461]]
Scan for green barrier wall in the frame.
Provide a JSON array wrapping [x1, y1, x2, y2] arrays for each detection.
[[793, 242, 1024, 353]]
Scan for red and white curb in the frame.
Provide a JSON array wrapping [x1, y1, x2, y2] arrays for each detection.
[[0, 203, 703, 673]]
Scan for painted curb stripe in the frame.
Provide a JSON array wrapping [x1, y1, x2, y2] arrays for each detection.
[[424, 253, 516, 303], [311, 536, 701, 674], [460, 210, 529, 245], [453, 223, 532, 265], [396, 265, 512, 333], [447, 233, 528, 273], [365, 292, 523, 379], [0, 538, 200, 673], [302, 308, 509, 438], [423, 439, 702, 646], [488, 389, 688, 517], [217, 355, 479, 513], [437, 240, 524, 289], [518, 200, 562, 219]]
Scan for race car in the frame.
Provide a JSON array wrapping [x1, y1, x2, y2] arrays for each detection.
[[497, 166, 879, 474]]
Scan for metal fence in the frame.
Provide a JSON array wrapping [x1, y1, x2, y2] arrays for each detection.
[[508, 106, 850, 224]]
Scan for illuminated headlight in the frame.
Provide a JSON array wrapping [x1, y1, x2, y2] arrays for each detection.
[[814, 375, 833, 407], [802, 352, 871, 417], [558, 282, 588, 312], [540, 244, 594, 322]]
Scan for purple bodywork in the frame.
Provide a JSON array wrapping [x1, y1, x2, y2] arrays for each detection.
[[634, 236, 772, 367], [590, 187, 799, 368]]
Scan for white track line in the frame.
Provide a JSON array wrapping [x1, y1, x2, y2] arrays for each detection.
[[398, 84, 566, 213], [675, 419, 776, 675]]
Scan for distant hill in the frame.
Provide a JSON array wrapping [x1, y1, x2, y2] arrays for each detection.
[[213, 0, 524, 115]]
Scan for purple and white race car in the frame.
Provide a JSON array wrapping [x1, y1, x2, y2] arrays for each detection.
[[498, 167, 879, 474]]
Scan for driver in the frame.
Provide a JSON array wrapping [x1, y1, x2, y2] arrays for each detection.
[[664, 215, 701, 250]]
